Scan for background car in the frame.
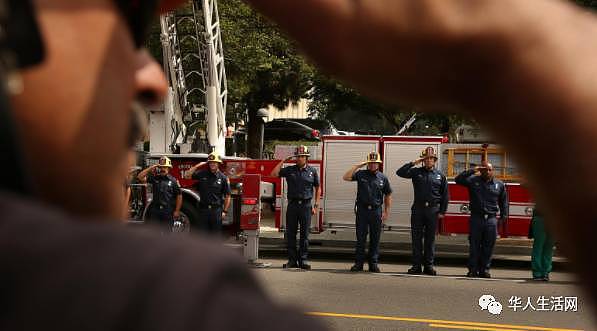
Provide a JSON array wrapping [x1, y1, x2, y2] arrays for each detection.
[[263, 119, 320, 141]]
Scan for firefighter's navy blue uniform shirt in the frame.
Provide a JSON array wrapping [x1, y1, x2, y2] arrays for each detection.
[[279, 165, 319, 200], [352, 169, 392, 206], [396, 162, 449, 213], [192, 169, 231, 206], [147, 173, 181, 210], [455, 169, 509, 218]]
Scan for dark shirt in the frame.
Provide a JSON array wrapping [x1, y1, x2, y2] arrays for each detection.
[[0, 192, 326, 331], [352, 170, 392, 206], [147, 173, 181, 210], [279, 165, 320, 200], [396, 162, 449, 213], [192, 170, 231, 206], [455, 169, 509, 218]]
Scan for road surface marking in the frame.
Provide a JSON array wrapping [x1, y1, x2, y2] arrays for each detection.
[[430, 323, 532, 331], [307, 311, 581, 331]]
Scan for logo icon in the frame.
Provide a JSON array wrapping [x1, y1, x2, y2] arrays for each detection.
[[479, 295, 503, 316]]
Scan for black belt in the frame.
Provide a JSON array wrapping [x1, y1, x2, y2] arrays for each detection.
[[288, 198, 311, 205], [357, 203, 381, 210], [472, 212, 497, 219], [199, 203, 222, 209], [151, 204, 173, 211], [415, 201, 439, 208]]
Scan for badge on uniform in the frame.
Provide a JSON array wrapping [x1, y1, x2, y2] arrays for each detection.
[[217, 179, 222, 185], [436, 175, 442, 180]]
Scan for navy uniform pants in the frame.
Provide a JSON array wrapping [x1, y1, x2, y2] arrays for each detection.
[[285, 200, 312, 264], [468, 214, 498, 273], [147, 205, 174, 232], [355, 205, 382, 266], [199, 205, 223, 233], [411, 205, 439, 268]]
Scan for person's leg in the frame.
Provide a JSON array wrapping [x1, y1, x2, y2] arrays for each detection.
[[543, 234, 556, 278], [468, 216, 482, 275], [285, 204, 299, 266], [536, 216, 555, 278], [354, 208, 369, 268], [480, 216, 498, 274], [410, 208, 424, 269], [212, 207, 223, 234], [368, 208, 382, 270], [298, 204, 312, 267], [197, 208, 210, 232], [423, 208, 439, 269], [531, 216, 547, 278], [152, 209, 173, 234], [205, 208, 214, 233]]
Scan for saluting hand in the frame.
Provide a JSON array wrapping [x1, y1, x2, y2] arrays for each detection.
[[474, 166, 487, 172]]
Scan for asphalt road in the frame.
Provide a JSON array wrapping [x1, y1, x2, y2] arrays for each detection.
[[251, 259, 595, 331]]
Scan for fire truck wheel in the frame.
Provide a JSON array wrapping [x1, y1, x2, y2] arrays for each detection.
[[177, 199, 198, 233]]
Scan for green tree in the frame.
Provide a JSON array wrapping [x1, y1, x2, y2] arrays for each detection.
[[219, 0, 314, 157], [145, 0, 313, 157], [308, 74, 471, 137], [147, 0, 595, 152]]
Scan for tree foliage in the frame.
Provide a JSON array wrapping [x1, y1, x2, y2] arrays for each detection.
[[146, 0, 597, 152], [218, 0, 314, 157]]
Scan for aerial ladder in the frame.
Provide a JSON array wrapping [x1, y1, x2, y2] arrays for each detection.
[[151, 1, 268, 266], [151, 0, 228, 156]]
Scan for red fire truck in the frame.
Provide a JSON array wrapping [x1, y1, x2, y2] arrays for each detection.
[[135, 136, 533, 248], [273, 136, 534, 238], [142, 3, 533, 257]]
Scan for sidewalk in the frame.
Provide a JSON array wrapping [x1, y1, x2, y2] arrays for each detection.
[[257, 216, 568, 270]]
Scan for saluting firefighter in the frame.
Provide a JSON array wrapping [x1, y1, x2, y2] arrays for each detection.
[[138, 156, 183, 231], [455, 162, 509, 278], [185, 152, 231, 234], [343, 152, 392, 273], [396, 146, 448, 276], [271, 145, 321, 270]]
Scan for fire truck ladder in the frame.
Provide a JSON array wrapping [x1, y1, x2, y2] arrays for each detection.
[[159, 0, 228, 155]]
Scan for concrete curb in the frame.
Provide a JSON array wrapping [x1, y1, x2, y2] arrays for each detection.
[[257, 237, 569, 271]]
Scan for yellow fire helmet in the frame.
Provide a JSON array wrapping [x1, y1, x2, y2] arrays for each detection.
[[420, 146, 438, 160], [207, 152, 223, 163], [158, 156, 173, 168], [366, 151, 382, 163], [295, 145, 311, 157]]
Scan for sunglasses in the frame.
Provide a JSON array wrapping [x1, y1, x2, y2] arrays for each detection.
[[114, 0, 161, 47]]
